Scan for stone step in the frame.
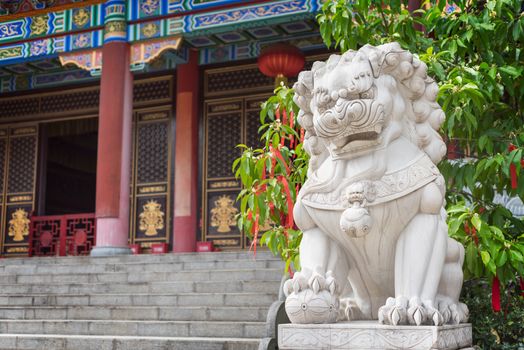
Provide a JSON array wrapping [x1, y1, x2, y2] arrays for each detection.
[[0, 305, 269, 322], [0, 251, 276, 267], [0, 268, 282, 284], [0, 334, 259, 350], [0, 292, 278, 307], [0, 320, 265, 338], [0, 252, 281, 348], [0, 280, 281, 295], [0, 258, 283, 276]]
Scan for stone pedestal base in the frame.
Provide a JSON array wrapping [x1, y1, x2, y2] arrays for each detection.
[[278, 322, 472, 350]]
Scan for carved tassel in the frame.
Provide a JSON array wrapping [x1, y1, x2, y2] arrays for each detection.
[[491, 276, 501, 313]]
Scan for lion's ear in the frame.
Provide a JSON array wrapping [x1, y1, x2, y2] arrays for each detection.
[[365, 48, 385, 78], [357, 44, 387, 77]]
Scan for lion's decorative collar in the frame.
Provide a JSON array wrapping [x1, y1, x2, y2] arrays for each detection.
[[300, 153, 439, 211]]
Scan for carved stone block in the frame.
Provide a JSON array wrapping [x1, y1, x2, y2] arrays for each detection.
[[278, 322, 473, 350]]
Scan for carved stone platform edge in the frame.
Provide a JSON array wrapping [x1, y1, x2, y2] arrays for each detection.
[[278, 322, 473, 350]]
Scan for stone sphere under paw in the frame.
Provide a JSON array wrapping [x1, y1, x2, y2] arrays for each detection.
[[285, 289, 339, 324]]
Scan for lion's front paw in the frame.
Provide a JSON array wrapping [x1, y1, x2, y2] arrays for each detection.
[[341, 298, 371, 321], [378, 297, 408, 325], [436, 296, 469, 324], [283, 270, 339, 324], [378, 297, 447, 326]]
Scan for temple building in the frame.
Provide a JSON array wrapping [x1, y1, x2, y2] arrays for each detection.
[[0, 0, 326, 257]]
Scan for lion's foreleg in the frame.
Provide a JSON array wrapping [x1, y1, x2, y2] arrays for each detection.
[[380, 182, 448, 326], [391, 214, 446, 324], [436, 236, 469, 324], [283, 202, 346, 323]]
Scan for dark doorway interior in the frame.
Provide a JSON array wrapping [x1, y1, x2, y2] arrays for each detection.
[[40, 118, 98, 215]]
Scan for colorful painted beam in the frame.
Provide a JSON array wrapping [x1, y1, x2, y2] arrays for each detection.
[[0, 52, 182, 94], [127, 0, 277, 21], [198, 30, 324, 65], [0, 29, 104, 66], [127, 0, 321, 41], [59, 36, 183, 74], [0, 0, 105, 21], [0, 3, 104, 46], [0, 0, 320, 68]]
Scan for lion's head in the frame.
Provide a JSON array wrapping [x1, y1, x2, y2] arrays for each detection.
[[294, 42, 446, 166]]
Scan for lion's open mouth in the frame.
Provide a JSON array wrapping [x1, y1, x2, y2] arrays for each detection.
[[315, 98, 385, 152], [332, 124, 383, 149]]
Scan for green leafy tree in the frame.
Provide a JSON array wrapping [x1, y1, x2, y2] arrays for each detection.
[[233, 86, 307, 273], [235, 1, 524, 337]]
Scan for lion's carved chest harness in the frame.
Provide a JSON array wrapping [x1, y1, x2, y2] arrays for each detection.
[[301, 153, 439, 211]]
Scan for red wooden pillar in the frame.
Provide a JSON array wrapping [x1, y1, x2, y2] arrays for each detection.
[[90, 41, 133, 256], [172, 49, 199, 253]]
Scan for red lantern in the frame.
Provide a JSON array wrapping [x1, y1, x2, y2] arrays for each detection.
[[258, 43, 305, 86]]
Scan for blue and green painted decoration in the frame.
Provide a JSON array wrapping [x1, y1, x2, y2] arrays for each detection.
[[0, 0, 323, 92]]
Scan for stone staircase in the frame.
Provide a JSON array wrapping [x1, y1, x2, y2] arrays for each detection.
[[0, 250, 284, 350]]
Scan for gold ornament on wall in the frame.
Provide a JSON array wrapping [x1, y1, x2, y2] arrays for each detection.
[[8, 208, 30, 242], [210, 195, 238, 233], [141, 23, 158, 38], [73, 8, 90, 28], [139, 200, 164, 236], [105, 21, 126, 35], [30, 15, 49, 35], [140, 0, 159, 15]]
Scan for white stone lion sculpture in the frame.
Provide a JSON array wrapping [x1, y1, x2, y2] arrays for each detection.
[[284, 43, 469, 326]]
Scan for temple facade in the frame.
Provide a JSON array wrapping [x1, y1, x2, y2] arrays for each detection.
[[0, 0, 326, 257]]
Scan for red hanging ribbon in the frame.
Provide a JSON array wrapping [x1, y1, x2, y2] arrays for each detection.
[[279, 176, 294, 229], [300, 128, 305, 143], [250, 212, 260, 256], [261, 160, 267, 180], [272, 146, 290, 174], [492, 276, 501, 312], [520, 277, 524, 297], [269, 146, 277, 178], [268, 201, 275, 217], [260, 159, 267, 193], [289, 111, 295, 149]]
